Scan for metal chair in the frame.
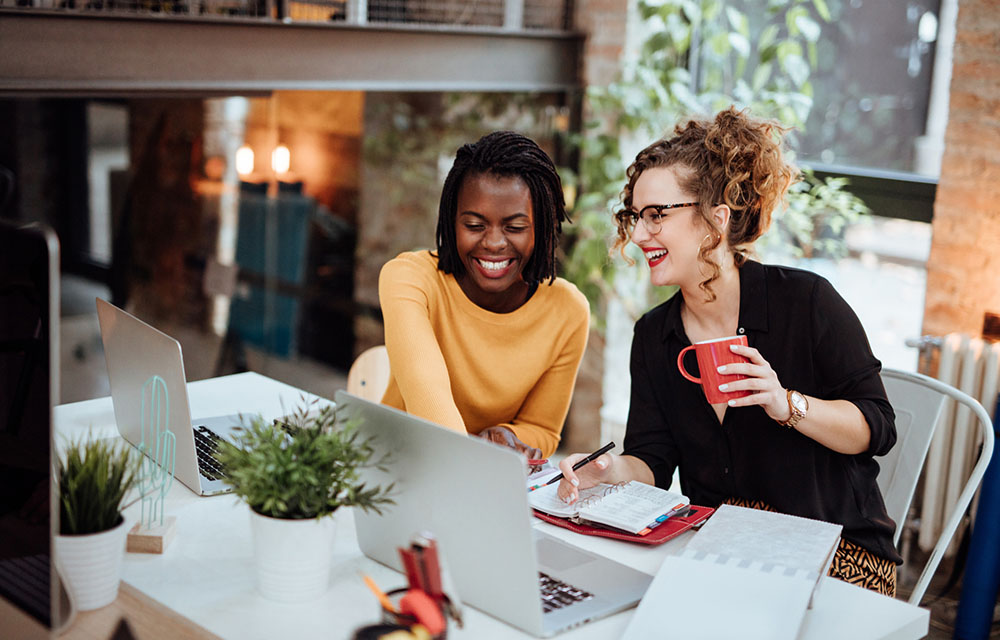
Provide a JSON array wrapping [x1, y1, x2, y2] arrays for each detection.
[[346, 345, 390, 403], [877, 368, 995, 605]]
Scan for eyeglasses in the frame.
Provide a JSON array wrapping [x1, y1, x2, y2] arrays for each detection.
[[615, 202, 700, 234]]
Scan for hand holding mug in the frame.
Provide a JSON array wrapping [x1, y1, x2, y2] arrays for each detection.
[[712, 343, 791, 421], [677, 335, 752, 404]]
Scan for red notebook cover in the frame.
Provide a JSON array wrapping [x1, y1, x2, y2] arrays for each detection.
[[533, 505, 714, 545]]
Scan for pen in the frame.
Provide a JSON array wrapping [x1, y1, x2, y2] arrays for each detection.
[[412, 533, 443, 597], [544, 441, 615, 486], [399, 546, 422, 590]]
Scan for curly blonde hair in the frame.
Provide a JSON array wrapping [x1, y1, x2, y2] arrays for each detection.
[[613, 107, 798, 301]]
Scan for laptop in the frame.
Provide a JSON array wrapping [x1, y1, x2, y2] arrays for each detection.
[[335, 391, 653, 637], [95, 298, 245, 496]]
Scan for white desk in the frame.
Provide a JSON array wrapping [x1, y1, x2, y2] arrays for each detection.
[[55, 373, 929, 640]]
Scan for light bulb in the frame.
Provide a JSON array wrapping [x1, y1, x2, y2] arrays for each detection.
[[235, 145, 254, 176], [271, 144, 290, 175]]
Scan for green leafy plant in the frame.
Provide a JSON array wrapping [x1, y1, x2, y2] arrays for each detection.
[[214, 400, 394, 520], [561, 0, 869, 320], [58, 438, 139, 535], [775, 171, 871, 259]]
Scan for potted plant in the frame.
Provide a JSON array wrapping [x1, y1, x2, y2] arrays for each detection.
[[55, 437, 139, 611], [214, 400, 394, 603]]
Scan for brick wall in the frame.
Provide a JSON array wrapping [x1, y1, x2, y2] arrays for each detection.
[[923, 0, 1000, 338], [573, 0, 629, 91], [352, 93, 448, 357], [555, 0, 629, 452]]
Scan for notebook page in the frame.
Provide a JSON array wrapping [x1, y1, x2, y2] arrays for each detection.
[[685, 505, 842, 575], [685, 505, 842, 607], [579, 482, 689, 534], [623, 550, 814, 640], [527, 482, 613, 518]]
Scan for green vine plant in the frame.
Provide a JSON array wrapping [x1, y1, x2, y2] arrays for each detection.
[[214, 399, 395, 520], [561, 0, 871, 323]]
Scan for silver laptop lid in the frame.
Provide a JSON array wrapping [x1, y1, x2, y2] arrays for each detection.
[[95, 298, 204, 494], [336, 391, 545, 635]]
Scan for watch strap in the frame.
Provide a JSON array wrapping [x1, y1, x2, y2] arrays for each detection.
[[777, 389, 807, 429]]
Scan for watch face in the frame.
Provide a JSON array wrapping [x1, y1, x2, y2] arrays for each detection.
[[791, 392, 807, 412]]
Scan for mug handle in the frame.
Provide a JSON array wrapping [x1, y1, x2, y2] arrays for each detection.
[[677, 346, 700, 383]]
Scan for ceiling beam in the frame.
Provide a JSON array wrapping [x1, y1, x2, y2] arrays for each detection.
[[0, 11, 583, 96]]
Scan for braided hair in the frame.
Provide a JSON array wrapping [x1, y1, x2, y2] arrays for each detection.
[[436, 131, 568, 285]]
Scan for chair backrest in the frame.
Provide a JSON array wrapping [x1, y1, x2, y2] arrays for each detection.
[[346, 345, 390, 402], [877, 370, 948, 545], [876, 368, 995, 605]]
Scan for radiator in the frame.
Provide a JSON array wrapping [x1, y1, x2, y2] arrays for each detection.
[[914, 334, 1000, 554]]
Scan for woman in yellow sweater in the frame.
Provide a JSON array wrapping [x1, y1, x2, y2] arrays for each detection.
[[379, 131, 590, 459]]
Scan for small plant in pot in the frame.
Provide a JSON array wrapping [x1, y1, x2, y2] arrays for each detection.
[[214, 399, 394, 603], [55, 438, 139, 611]]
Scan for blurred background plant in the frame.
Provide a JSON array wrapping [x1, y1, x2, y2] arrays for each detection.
[[560, 0, 871, 323], [361, 92, 568, 263]]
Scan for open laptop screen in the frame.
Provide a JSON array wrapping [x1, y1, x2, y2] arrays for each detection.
[[0, 220, 62, 635]]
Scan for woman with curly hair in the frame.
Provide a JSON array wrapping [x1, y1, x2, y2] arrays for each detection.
[[556, 107, 901, 595], [379, 131, 589, 460]]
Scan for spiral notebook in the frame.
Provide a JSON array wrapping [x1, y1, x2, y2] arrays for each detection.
[[529, 481, 690, 536]]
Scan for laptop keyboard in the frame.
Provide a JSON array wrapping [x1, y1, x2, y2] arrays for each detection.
[[538, 572, 594, 613], [194, 425, 227, 481]]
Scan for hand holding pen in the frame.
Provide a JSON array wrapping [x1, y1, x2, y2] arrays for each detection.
[[552, 442, 615, 504]]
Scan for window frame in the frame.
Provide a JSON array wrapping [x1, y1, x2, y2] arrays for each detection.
[[806, 162, 937, 225]]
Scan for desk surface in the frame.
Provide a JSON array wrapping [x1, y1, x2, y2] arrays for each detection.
[[55, 372, 929, 640]]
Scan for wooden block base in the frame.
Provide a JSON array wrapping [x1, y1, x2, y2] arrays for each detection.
[[127, 516, 177, 554]]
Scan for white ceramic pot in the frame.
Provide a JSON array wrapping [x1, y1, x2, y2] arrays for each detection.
[[55, 517, 128, 611], [249, 509, 337, 602]]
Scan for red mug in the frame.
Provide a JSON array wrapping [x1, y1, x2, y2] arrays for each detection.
[[676, 335, 752, 404]]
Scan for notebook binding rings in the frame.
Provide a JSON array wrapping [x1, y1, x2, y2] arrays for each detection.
[[576, 481, 632, 510]]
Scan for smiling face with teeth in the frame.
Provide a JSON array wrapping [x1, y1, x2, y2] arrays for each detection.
[[453, 172, 537, 313], [630, 165, 718, 291]]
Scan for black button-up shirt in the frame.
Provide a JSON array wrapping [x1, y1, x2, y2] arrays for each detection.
[[623, 260, 901, 563]]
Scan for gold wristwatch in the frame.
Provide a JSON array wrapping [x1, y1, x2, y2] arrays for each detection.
[[778, 389, 808, 429]]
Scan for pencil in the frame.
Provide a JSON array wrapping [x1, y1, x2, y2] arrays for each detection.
[[361, 573, 397, 613], [544, 441, 615, 486]]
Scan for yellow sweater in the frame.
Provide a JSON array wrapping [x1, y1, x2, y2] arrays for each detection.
[[378, 251, 590, 457]]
